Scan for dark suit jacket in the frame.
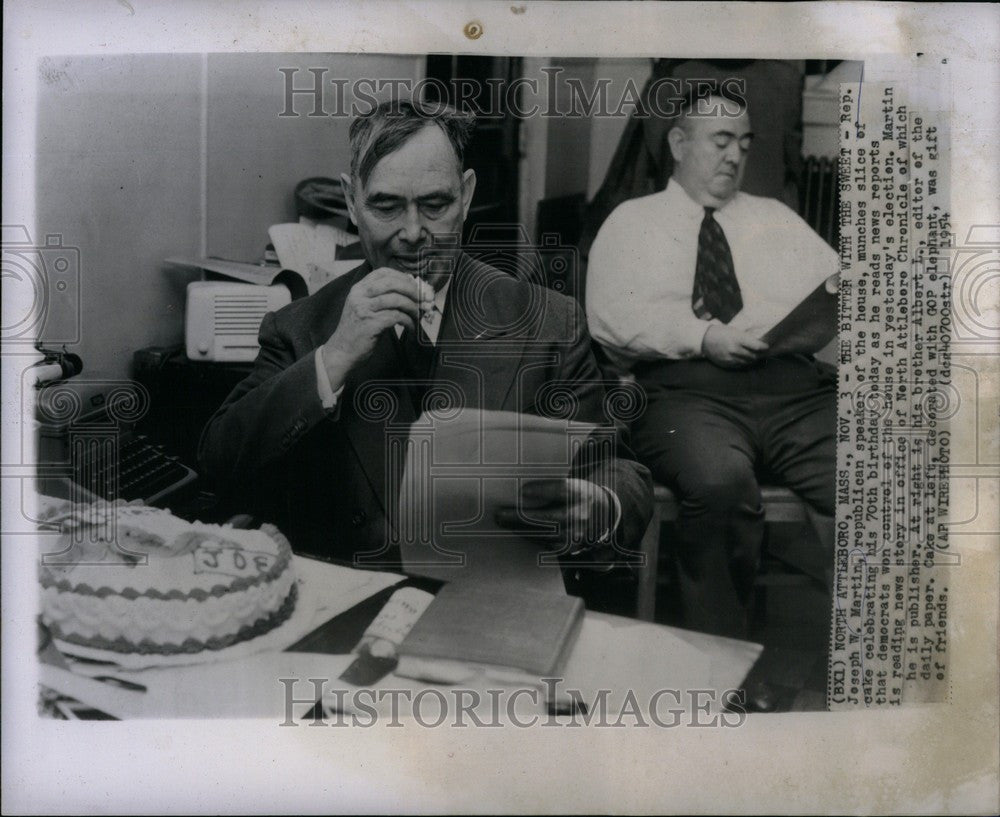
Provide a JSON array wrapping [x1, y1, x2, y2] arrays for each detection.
[[199, 254, 652, 566]]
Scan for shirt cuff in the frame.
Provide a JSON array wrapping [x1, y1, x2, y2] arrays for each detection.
[[596, 485, 623, 544], [568, 484, 622, 559], [315, 347, 345, 410], [688, 319, 715, 359]]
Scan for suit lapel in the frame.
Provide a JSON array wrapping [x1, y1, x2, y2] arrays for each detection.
[[324, 264, 417, 525], [338, 255, 530, 522], [306, 261, 368, 352], [433, 254, 526, 411], [341, 328, 418, 531]]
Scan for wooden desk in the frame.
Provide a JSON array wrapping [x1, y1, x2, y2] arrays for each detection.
[[39, 558, 762, 722]]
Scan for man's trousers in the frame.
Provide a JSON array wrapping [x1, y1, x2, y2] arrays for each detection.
[[631, 357, 837, 639]]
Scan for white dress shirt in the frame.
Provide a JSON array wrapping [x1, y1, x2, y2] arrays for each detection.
[[586, 179, 838, 366]]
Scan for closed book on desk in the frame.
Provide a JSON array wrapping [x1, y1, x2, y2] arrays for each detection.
[[395, 582, 585, 685]]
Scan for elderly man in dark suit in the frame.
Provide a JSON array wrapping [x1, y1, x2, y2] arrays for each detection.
[[200, 100, 652, 583]]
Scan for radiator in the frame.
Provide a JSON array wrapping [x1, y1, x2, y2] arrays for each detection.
[[799, 155, 840, 250]]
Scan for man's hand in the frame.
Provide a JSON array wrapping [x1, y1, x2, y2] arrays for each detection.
[[321, 267, 434, 388], [495, 478, 615, 551], [701, 324, 769, 368]]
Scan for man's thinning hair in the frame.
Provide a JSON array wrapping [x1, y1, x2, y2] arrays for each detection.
[[348, 99, 476, 186], [670, 80, 748, 134]]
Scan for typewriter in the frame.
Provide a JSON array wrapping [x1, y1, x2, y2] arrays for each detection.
[[35, 377, 197, 505]]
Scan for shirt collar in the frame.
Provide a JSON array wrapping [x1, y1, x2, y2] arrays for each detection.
[[393, 277, 450, 342], [433, 278, 451, 313], [665, 177, 739, 217], [421, 279, 450, 343]]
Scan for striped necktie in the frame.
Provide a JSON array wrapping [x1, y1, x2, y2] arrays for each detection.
[[691, 206, 742, 323]]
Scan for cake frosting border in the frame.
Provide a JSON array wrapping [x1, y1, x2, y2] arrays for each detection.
[[39, 514, 299, 656], [46, 582, 299, 655]]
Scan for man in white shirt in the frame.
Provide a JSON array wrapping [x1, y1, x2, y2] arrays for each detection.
[[587, 88, 837, 640], [200, 99, 652, 579]]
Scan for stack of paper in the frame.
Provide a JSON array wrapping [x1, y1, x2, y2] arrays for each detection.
[[397, 409, 599, 592], [268, 220, 360, 293]]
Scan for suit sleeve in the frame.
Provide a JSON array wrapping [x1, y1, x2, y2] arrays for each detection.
[[198, 310, 337, 488], [559, 299, 653, 552]]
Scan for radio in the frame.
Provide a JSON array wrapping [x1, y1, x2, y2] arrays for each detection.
[[185, 281, 291, 363]]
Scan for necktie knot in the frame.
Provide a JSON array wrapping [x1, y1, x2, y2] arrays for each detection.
[[421, 303, 441, 333]]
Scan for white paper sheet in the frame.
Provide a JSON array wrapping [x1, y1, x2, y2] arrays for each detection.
[[397, 409, 601, 592]]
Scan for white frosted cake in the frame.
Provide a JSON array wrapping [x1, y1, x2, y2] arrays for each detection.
[[39, 503, 297, 656]]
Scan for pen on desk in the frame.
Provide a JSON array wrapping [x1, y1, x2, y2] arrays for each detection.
[[547, 695, 588, 717], [93, 675, 147, 693]]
